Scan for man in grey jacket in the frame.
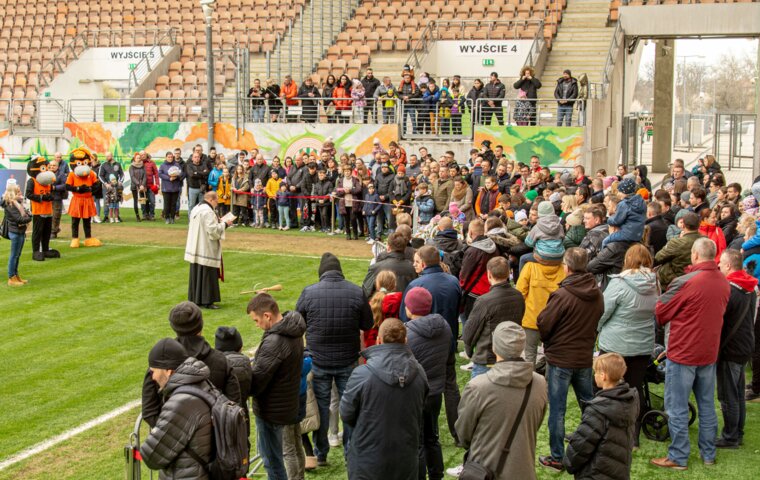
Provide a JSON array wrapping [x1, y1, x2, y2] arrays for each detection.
[[453, 322, 547, 479]]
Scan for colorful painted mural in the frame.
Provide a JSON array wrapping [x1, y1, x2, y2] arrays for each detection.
[[474, 126, 585, 168], [0, 122, 400, 170]]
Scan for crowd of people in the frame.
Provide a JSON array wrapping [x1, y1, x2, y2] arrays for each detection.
[[246, 66, 588, 131], [124, 143, 760, 479]]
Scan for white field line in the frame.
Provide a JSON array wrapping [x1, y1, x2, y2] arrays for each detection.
[[0, 399, 141, 471], [50, 239, 370, 262]]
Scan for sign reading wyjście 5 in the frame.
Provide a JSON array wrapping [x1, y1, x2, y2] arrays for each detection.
[[426, 40, 532, 78]]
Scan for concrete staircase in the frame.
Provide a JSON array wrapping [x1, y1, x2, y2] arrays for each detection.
[[220, 0, 356, 120], [367, 52, 411, 84], [539, 0, 615, 101]]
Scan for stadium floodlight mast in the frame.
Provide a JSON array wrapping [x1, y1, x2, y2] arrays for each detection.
[[201, 0, 215, 150]]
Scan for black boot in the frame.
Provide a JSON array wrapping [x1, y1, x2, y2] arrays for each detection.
[[44, 249, 61, 258], [32, 251, 45, 261]]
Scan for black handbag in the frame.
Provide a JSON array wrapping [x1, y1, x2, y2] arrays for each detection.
[[0, 215, 9, 240], [459, 379, 534, 480]]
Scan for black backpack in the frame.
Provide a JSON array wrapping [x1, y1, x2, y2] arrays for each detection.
[[442, 248, 464, 278], [173, 385, 250, 480]]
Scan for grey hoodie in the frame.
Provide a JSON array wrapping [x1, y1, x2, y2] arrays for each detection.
[[525, 214, 564, 246]]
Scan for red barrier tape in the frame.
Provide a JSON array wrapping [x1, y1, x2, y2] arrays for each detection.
[[231, 190, 413, 209]]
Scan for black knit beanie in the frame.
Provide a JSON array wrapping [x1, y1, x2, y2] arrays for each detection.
[[215, 326, 243, 352], [148, 338, 188, 370], [318, 252, 342, 277], [169, 301, 204, 335]]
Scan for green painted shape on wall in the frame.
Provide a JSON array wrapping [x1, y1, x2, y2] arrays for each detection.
[[118, 123, 180, 153]]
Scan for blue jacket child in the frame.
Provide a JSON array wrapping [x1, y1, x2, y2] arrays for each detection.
[[415, 187, 436, 225], [276, 186, 290, 207], [603, 178, 646, 247], [362, 188, 381, 217]]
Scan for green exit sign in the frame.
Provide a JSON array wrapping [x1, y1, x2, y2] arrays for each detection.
[[482, 59, 494, 67], [129, 63, 137, 71], [44, 91, 51, 97]]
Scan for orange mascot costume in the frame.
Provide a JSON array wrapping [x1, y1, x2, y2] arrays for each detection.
[[26, 154, 61, 260], [65, 147, 102, 248]]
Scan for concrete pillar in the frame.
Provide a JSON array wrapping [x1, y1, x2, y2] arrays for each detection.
[[652, 39, 675, 173]]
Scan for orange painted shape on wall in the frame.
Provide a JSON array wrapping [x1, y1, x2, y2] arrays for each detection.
[[185, 123, 259, 151], [64, 122, 116, 154], [354, 125, 399, 157]]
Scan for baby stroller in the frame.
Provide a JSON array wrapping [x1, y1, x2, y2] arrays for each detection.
[[640, 345, 697, 441]]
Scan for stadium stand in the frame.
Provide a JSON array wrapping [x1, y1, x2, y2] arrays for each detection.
[[314, 0, 567, 81], [0, 0, 308, 124]]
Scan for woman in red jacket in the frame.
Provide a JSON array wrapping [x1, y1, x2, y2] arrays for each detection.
[[333, 74, 352, 124], [699, 207, 726, 262]]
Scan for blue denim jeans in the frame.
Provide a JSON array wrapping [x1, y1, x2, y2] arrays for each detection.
[[255, 416, 287, 480], [546, 363, 593, 460], [471, 363, 490, 379], [717, 360, 746, 444], [311, 363, 355, 461], [665, 361, 717, 466], [365, 214, 377, 239], [188, 187, 202, 212], [557, 104, 573, 126], [278, 206, 290, 228], [8, 231, 24, 278], [252, 105, 266, 123]]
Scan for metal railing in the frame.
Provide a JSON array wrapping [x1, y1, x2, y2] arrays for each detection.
[[599, 19, 624, 98], [406, 19, 547, 75], [0, 94, 589, 138], [127, 28, 178, 92]]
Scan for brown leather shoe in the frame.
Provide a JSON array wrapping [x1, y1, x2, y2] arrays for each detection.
[[650, 457, 687, 471], [304, 456, 317, 470], [13, 275, 28, 284], [7, 277, 24, 287]]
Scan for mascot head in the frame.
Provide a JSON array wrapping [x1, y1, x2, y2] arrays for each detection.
[[27, 154, 55, 186], [69, 147, 95, 177]]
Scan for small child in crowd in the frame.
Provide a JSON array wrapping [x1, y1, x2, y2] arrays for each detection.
[[214, 326, 253, 434], [414, 183, 435, 226], [251, 179, 267, 228], [105, 174, 123, 223], [365, 270, 401, 348], [276, 182, 291, 230], [563, 353, 637, 478]]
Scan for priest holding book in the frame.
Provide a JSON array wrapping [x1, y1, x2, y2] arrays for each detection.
[[185, 191, 234, 309]]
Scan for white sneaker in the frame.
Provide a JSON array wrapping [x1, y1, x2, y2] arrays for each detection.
[[366, 238, 375, 244], [328, 433, 341, 448], [459, 351, 470, 360], [460, 362, 474, 371], [300, 226, 309, 232], [92, 216, 101, 224], [446, 465, 464, 477], [309, 226, 315, 231]]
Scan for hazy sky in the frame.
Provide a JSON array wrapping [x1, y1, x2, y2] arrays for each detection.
[[639, 38, 759, 71]]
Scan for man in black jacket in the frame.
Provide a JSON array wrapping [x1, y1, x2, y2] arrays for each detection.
[[140, 339, 213, 479], [362, 232, 417, 297], [141, 302, 241, 428], [248, 293, 307, 480], [185, 152, 210, 212], [554, 69, 578, 127], [249, 154, 271, 189], [287, 155, 308, 228], [587, 237, 637, 291], [296, 253, 373, 465], [646, 202, 669, 255], [482, 72, 506, 126], [341, 319, 428, 480], [716, 250, 758, 448], [406, 288, 452, 480], [375, 161, 396, 235], [361, 68, 381, 123], [298, 77, 320, 123], [463, 257, 526, 378]]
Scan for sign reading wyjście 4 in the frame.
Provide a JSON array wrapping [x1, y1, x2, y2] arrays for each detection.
[[426, 40, 532, 78]]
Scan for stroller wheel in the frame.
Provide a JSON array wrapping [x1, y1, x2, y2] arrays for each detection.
[[642, 410, 670, 442], [688, 402, 697, 426]]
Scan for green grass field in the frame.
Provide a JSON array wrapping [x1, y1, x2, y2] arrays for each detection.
[[1, 216, 759, 479]]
